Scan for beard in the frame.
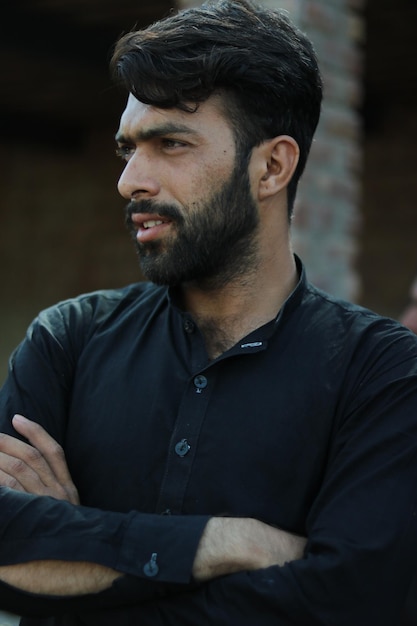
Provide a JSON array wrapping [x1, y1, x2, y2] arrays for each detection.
[[124, 155, 260, 288]]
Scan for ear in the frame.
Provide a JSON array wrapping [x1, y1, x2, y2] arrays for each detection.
[[255, 136, 300, 201]]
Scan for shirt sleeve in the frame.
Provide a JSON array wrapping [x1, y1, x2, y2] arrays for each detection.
[[0, 487, 208, 614], [116, 329, 417, 626], [0, 306, 209, 615]]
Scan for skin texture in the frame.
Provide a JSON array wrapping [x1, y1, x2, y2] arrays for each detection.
[[0, 94, 306, 595]]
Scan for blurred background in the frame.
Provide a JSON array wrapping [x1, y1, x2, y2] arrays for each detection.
[[0, 0, 416, 386]]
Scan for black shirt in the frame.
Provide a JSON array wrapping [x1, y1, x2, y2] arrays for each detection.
[[1, 258, 417, 625]]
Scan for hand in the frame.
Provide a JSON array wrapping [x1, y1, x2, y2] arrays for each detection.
[[0, 414, 79, 504], [192, 517, 306, 582]]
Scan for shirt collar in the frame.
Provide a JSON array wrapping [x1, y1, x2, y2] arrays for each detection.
[[166, 254, 308, 356], [273, 254, 307, 326]]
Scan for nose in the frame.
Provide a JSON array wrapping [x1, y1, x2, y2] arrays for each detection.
[[117, 151, 160, 200]]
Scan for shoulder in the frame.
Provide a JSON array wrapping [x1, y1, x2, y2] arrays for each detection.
[[299, 282, 417, 376], [285, 258, 414, 349], [304, 281, 414, 336], [30, 282, 167, 342]]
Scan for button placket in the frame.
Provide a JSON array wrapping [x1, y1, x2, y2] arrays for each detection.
[[155, 368, 216, 515]]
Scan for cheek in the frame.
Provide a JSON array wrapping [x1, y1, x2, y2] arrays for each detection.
[[166, 144, 236, 204], [179, 169, 221, 219], [193, 155, 234, 190]]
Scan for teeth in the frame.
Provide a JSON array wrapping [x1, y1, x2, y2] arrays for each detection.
[[143, 220, 163, 229]]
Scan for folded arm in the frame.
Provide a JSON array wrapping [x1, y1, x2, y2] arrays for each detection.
[[131, 374, 417, 626], [0, 415, 305, 610]]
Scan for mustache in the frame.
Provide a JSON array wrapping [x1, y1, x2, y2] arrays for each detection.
[[124, 199, 183, 227]]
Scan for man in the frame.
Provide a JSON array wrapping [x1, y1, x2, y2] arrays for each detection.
[[0, 1, 417, 624]]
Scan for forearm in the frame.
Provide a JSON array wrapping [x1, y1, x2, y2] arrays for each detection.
[[192, 517, 305, 581], [0, 560, 121, 596], [0, 517, 305, 620], [131, 544, 417, 626], [0, 487, 209, 617], [0, 514, 302, 595], [0, 571, 173, 619]]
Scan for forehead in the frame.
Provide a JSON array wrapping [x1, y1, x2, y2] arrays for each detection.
[[117, 93, 234, 140]]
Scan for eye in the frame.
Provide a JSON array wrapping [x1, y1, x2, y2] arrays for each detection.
[[115, 145, 135, 162], [161, 138, 187, 150]]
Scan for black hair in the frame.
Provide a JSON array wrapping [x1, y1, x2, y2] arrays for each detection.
[[111, 0, 323, 215]]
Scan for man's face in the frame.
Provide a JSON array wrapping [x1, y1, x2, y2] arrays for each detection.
[[116, 94, 260, 287]]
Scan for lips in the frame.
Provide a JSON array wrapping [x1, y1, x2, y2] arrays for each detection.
[[130, 212, 173, 243]]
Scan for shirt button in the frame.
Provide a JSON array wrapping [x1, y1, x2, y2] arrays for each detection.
[[175, 438, 191, 457], [143, 553, 159, 577], [161, 508, 172, 515], [194, 375, 208, 390], [184, 319, 195, 333]]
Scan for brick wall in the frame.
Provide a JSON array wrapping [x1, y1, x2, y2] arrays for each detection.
[[291, 0, 364, 300]]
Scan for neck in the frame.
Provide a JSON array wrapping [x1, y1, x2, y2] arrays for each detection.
[[180, 245, 298, 360]]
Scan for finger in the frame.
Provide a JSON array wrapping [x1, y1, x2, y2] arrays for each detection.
[[12, 415, 71, 482], [0, 444, 78, 502], [0, 451, 45, 494], [12, 415, 80, 504], [0, 464, 26, 493], [0, 432, 51, 480]]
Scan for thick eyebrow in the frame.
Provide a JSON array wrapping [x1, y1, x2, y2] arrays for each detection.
[[115, 123, 200, 144]]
